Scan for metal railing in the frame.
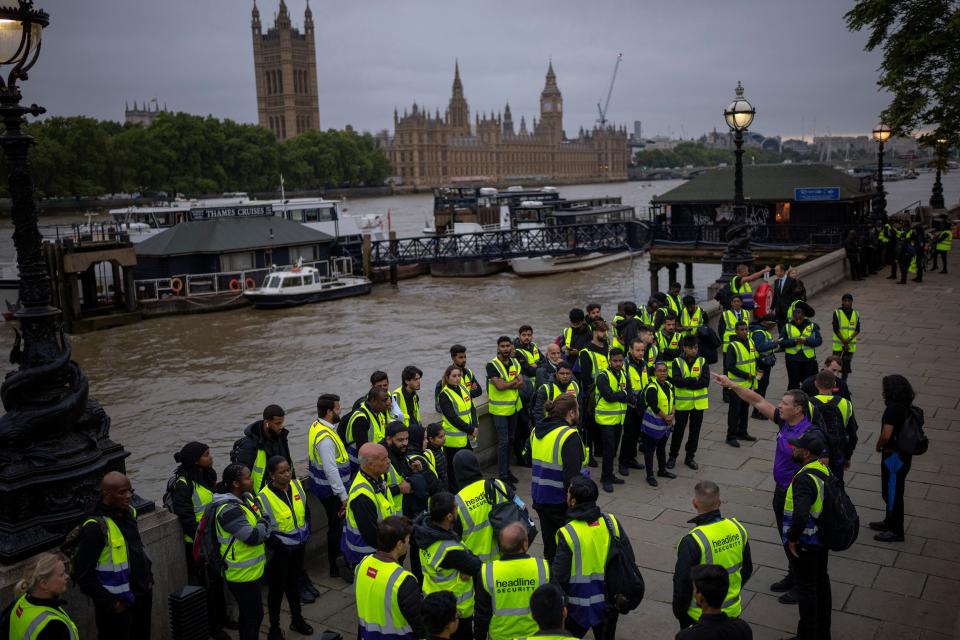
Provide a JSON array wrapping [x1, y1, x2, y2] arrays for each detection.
[[652, 223, 851, 247], [369, 221, 652, 267], [133, 257, 354, 302], [40, 222, 131, 247]]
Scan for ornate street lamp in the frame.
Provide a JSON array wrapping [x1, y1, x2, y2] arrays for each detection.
[[718, 81, 756, 282], [0, 1, 129, 564], [930, 136, 947, 210], [872, 122, 892, 221]]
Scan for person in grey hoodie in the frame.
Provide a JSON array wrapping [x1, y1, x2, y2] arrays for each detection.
[[209, 464, 274, 640]]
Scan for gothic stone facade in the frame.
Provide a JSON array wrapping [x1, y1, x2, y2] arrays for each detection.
[[251, 0, 319, 141], [387, 62, 629, 188]]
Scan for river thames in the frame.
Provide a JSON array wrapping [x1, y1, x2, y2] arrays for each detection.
[[0, 173, 955, 499]]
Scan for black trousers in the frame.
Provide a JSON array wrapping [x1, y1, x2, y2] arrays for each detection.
[[847, 254, 862, 279], [832, 349, 853, 380], [600, 424, 623, 482], [619, 412, 641, 465], [583, 406, 599, 461], [933, 249, 948, 272], [566, 609, 619, 640], [227, 579, 264, 640], [452, 615, 473, 640], [772, 487, 794, 579], [756, 363, 772, 399], [320, 494, 344, 574], [93, 592, 152, 640], [670, 409, 703, 458], [786, 359, 816, 392], [266, 544, 305, 628], [789, 546, 831, 640], [533, 503, 567, 562], [727, 394, 749, 438], [642, 433, 667, 476], [898, 258, 911, 283], [881, 450, 912, 537]]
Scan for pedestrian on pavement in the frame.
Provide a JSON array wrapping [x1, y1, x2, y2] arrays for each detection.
[[724, 321, 759, 447], [639, 296, 666, 331], [426, 422, 450, 490], [524, 583, 577, 640], [341, 442, 397, 571], [586, 302, 603, 327], [668, 335, 709, 470], [436, 344, 484, 415], [536, 342, 565, 389], [932, 224, 952, 273], [749, 319, 778, 420], [354, 515, 425, 640], [353, 371, 402, 423], [307, 393, 351, 581], [73, 472, 154, 640], [831, 294, 860, 380], [675, 565, 754, 640], [169, 441, 217, 579], [680, 295, 707, 338], [844, 230, 863, 281], [552, 476, 634, 640], [438, 365, 479, 491], [782, 430, 833, 640], [728, 263, 770, 311], [258, 456, 314, 639], [531, 393, 587, 562], [422, 591, 460, 640], [711, 373, 813, 607], [771, 264, 801, 332], [780, 303, 821, 391], [619, 338, 649, 476], [673, 481, 752, 630], [393, 365, 424, 429], [234, 404, 295, 493], [453, 449, 511, 563], [561, 308, 593, 363], [487, 336, 525, 485], [642, 361, 677, 486], [800, 356, 851, 401], [809, 370, 859, 483], [533, 361, 580, 429], [896, 224, 915, 285], [595, 347, 629, 492], [343, 388, 392, 472], [871, 374, 920, 543], [6, 552, 78, 640]]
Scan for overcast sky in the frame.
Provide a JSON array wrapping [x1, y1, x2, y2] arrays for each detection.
[[31, 0, 887, 141]]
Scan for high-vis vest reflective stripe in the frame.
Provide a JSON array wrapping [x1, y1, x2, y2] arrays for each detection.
[[666, 293, 683, 317], [531, 425, 584, 505], [85, 510, 136, 604], [594, 369, 627, 426], [175, 477, 213, 544], [753, 328, 775, 361], [728, 340, 758, 389], [440, 385, 473, 448], [812, 394, 853, 428], [308, 420, 352, 500], [832, 309, 859, 353], [460, 368, 478, 405], [385, 463, 404, 513], [250, 449, 268, 494], [391, 387, 420, 427], [516, 343, 541, 368], [936, 230, 953, 252], [672, 357, 708, 410], [784, 322, 816, 359], [641, 380, 674, 440], [456, 479, 508, 562], [215, 499, 266, 583], [638, 307, 661, 328], [488, 358, 521, 416], [610, 315, 625, 350], [481, 557, 550, 640], [730, 276, 754, 309], [656, 330, 681, 360], [543, 381, 580, 415], [8, 593, 79, 640], [681, 306, 704, 337], [625, 358, 647, 396], [683, 518, 749, 620], [258, 479, 310, 548], [782, 460, 829, 546], [355, 555, 414, 640], [420, 539, 476, 617], [721, 310, 752, 353], [346, 404, 388, 465], [585, 349, 609, 381], [342, 474, 397, 566], [558, 514, 621, 629], [879, 223, 892, 244]]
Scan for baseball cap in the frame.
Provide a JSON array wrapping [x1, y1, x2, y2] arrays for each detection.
[[787, 430, 826, 455]]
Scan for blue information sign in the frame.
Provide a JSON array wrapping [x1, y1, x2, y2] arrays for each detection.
[[794, 187, 840, 202]]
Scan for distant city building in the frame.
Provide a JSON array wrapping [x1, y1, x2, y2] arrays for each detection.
[[782, 138, 813, 156], [812, 135, 921, 161], [251, 0, 319, 141], [125, 99, 167, 126], [633, 120, 642, 140], [385, 61, 628, 188]]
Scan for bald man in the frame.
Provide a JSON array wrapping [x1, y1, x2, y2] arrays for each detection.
[[74, 472, 155, 640], [475, 522, 550, 640], [340, 442, 397, 573]]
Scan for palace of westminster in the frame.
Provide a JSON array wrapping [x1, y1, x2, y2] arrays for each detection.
[[249, 1, 629, 187]]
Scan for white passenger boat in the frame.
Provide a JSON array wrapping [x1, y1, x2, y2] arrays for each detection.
[[243, 260, 371, 309], [510, 250, 642, 277]]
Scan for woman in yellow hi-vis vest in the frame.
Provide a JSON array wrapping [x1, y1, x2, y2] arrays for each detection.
[[169, 441, 217, 577], [438, 365, 479, 491], [7, 552, 78, 640]]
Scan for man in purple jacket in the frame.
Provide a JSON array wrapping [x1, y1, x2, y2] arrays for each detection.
[[711, 372, 813, 606]]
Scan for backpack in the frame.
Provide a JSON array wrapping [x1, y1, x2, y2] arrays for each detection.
[[809, 396, 848, 476], [336, 408, 359, 445], [484, 479, 538, 546], [803, 468, 859, 551], [60, 516, 107, 578], [897, 406, 928, 456], [161, 474, 182, 513], [193, 501, 232, 576], [601, 514, 645, 614], [714, 283, 733, 310]]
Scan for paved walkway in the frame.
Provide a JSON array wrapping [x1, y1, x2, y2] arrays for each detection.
[[289, 265, 960, 640]]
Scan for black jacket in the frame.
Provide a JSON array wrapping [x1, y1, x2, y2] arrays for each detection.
[[171, 464, 218, 541], [551, 502, 634, 590], [438, 385, 476, 434], [0, 595, 73, 640], [533, 417, 585, 505], [427, 441, 449, 489], [801, 374, 852, 401], [724, 337, 754, 382], [234, 420, 294, 491], [676, 613, 753, 640], [348, 470, 392, 552], [412, 515, 482, 578], [615, 316, 643, 353], [577, 342, 608, 389], [595, 367, 629, 402], [670, 356, 710, 397], [535, 359, 561, 389], [74, 503, 154, 608], [672, 510, 753, 627], [533, 380, 579, 428], [371, 552, 426, 639]]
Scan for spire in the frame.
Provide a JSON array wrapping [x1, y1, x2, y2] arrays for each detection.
[[547, 58, 556, 83], [519, 115, 527, 135], [452, 59, 463, 97], [304, 0, 313, 33]]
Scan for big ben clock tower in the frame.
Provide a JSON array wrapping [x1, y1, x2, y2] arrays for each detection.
[[538, 60, 564, 143]]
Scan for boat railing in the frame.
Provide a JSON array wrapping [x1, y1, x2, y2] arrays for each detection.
[[652, 223, 855, 247], [39, 222, 132, 247]]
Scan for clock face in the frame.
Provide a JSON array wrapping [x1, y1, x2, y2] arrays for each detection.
[[543, 100, 552, 112]]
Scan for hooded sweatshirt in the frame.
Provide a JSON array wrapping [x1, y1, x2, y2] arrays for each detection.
[[533, 417, 585, 505], [171, 463, 218, 540], [74, 503, 154, 608], [550, 501, 634, 589], [412, 514, 482, 578], [234, 420, 294, 490], [209, 492, 272, 548], [453, 449, 484, 489]]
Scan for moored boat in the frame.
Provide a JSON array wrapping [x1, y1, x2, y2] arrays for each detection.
[[243, 260, 372, 309]]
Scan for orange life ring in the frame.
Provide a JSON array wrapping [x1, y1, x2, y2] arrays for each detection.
[[228, 278, 241, 291], [170, 277, 183, 294], [244, 277, 256, 290]]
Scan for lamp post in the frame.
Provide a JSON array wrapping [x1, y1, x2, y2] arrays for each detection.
[[930, 137, 947, 210], [0, 0, 129, 564], [718, 81, 756, 282], [872, 122, 892, 222]]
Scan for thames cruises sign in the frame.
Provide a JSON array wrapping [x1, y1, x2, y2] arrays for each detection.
[[190, 204, 273, 220]]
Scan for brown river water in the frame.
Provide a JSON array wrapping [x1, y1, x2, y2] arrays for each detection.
[[0, 175, 954, 499]]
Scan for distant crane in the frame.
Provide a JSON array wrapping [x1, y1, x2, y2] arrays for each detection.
[[596, 53, 623, 127]]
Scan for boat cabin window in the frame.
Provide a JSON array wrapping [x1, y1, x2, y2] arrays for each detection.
[[264, 275, 281, 289], [285, 206, 336, 223], [281, 276, 304, 288]]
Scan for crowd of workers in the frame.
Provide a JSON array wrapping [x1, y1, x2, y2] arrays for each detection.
[[2, 254, 934, 640]]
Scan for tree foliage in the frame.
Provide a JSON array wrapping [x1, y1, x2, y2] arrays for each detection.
[[845, 0, 960, 144], [633, 142, 796, 169], [1, 112, 392, 198]]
